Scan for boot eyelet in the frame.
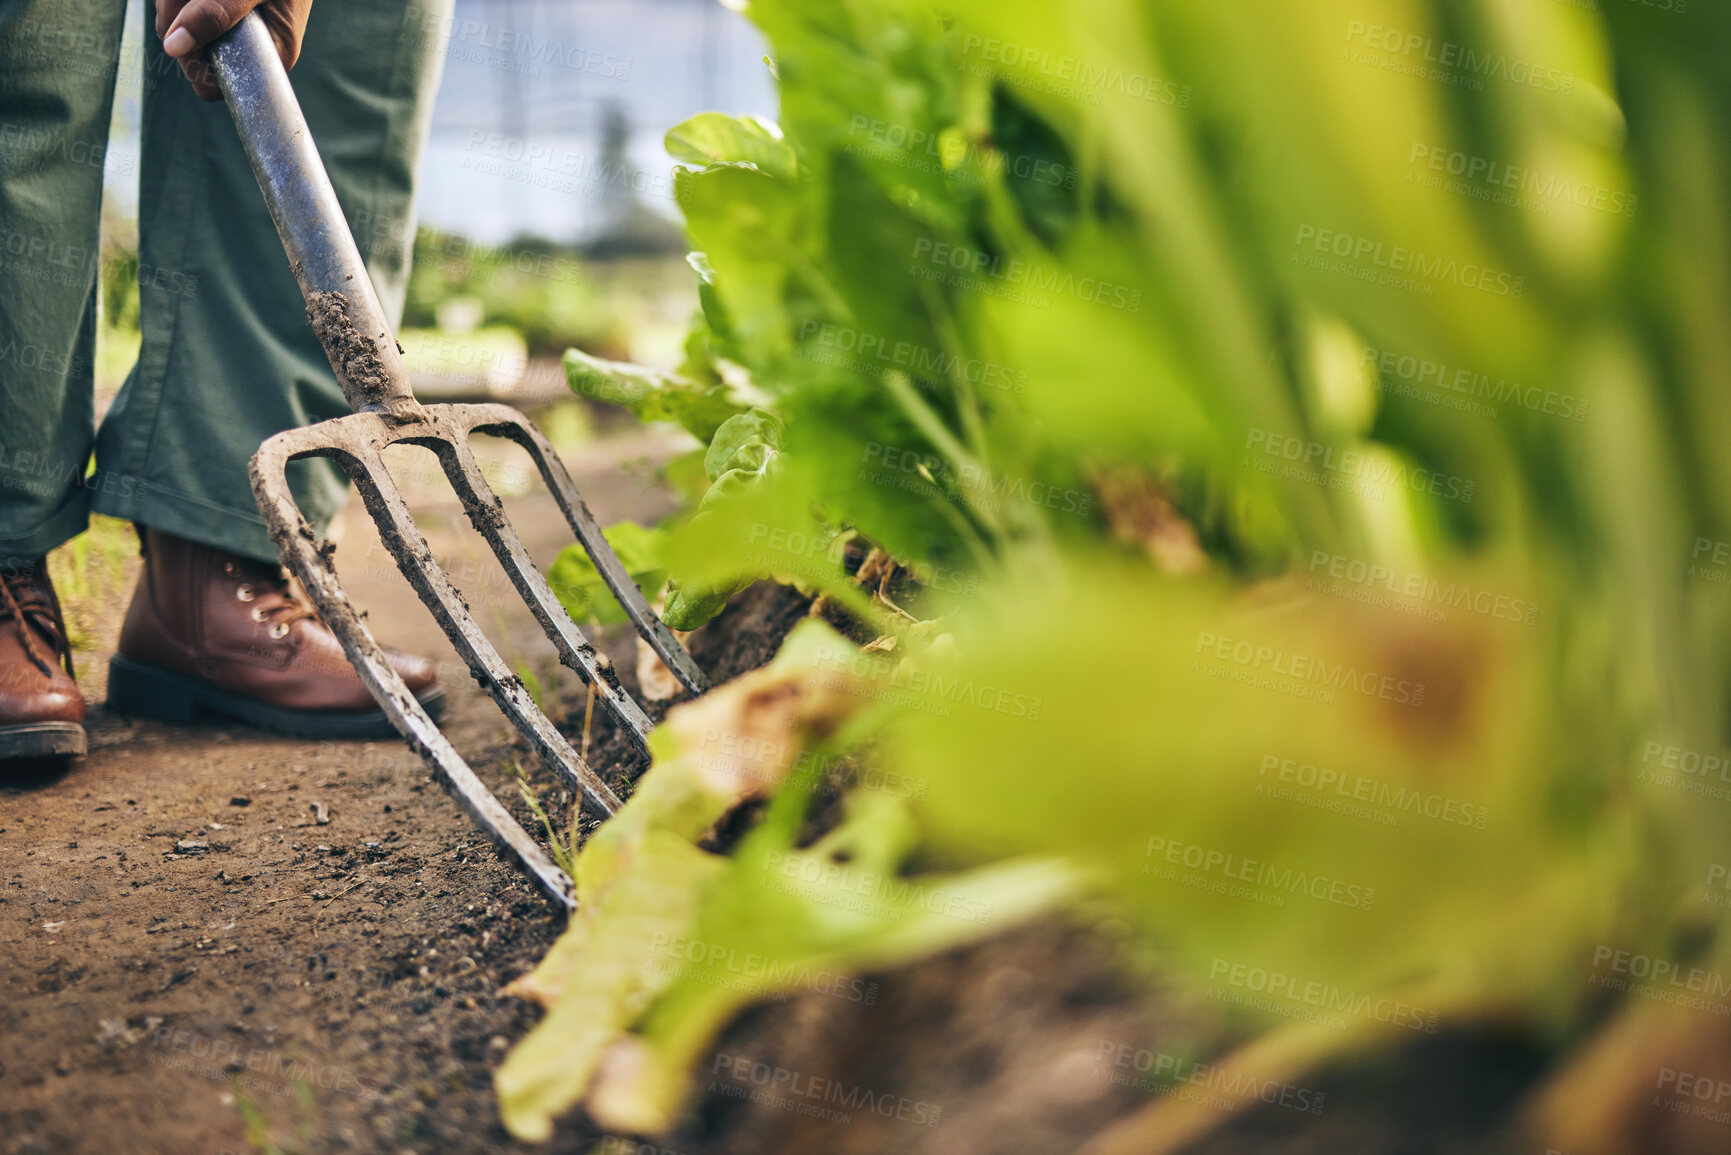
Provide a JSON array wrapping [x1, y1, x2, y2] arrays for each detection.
[[269, 622, 290, 640], [250, 607, 268, 623], [237, 585, 255, 602], [223, 562, 237, 576]]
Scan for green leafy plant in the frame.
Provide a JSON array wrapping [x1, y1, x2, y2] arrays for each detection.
[[496, 622, 1080, 1139], [546, 521, 671, 627], [506, 0, 1731, 1149]]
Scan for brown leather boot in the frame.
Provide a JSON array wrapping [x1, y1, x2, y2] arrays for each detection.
[[108, 528, 443, 738], [0, 561, 86, 759]]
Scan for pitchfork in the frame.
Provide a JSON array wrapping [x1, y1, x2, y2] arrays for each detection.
[[207, 13, 710, 910]]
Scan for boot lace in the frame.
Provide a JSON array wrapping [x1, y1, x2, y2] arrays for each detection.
[[0, 565, 72, 679], [235, 564, 320, 638]]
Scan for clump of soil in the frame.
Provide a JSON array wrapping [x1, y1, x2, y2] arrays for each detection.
[[305, 290, 396, 408]]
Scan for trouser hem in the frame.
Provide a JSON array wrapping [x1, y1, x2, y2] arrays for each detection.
[[91, 480, 280, 563], [0, 494, 91, 563]]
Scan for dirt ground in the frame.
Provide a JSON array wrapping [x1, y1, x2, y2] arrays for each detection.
[[0, 405, 1555, 1155], [0, 408, 682, 1155]]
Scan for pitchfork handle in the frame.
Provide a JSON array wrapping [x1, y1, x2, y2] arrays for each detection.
[[207, 12, 417, 416]]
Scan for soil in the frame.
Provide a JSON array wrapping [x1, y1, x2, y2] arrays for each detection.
[[304, 291, 396, 409], [0, 408, 1558, 1155]]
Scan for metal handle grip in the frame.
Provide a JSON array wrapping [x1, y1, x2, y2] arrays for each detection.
[[207, 12, 416, 416]]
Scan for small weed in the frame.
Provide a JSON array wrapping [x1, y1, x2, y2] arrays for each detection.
[[233, 1088, 283, 1155], [516, 759, 580, 878], [230, 1076, 320, 1155]]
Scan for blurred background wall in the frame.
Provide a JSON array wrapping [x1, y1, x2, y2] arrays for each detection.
[[96, 0, 775, 402], [105, 0, 776, 244]]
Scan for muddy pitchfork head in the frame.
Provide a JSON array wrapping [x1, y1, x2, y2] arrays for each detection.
[[209, 13, 709, 910]]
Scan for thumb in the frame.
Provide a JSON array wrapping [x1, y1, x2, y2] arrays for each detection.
[[160, 0, 262, 60]]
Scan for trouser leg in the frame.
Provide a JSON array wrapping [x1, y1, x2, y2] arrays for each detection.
[[0, 0, 127, 562], [92, 0, 452, 562]]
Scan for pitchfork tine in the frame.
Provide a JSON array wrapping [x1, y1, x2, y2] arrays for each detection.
[[252, 438, 578, 911], [209, 12, 712, 908], [344, 450, 625, 817], [467, 409, 711, 697], [423, 432, 656, 745]]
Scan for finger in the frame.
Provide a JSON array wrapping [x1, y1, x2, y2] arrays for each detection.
[[153, 0, 191, 42], [177, 54, 224, 102], [251, 4, 307, 71], [161, 0, 261, 60]]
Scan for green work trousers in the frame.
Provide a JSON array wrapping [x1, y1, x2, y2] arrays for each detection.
[[0, 0, 451, 563]]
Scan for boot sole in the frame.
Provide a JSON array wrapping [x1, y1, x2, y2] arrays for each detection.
[[0, 722, 87, 760], [106, 654, 445, 740]]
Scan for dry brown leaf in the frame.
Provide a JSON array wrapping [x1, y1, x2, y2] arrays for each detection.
[[1089, 463, 1207, 574], [635, 636, 685, 702]]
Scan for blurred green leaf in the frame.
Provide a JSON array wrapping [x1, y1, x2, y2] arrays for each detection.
[[666, 112, 799, 180], [547, 522, 669, 626], [497, 622, 1079, 1138], [506, 0, 1731, 1143], [703, 407, 784, 480], [562, 348, 744, 441]]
